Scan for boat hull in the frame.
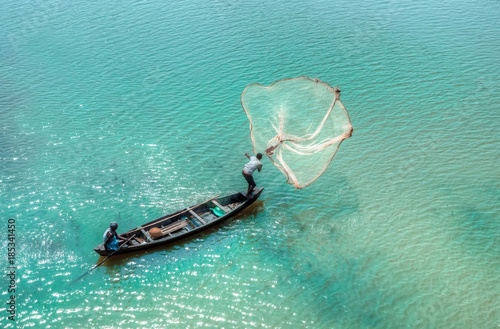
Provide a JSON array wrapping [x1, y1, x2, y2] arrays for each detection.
[[93, 188, 263, 256]]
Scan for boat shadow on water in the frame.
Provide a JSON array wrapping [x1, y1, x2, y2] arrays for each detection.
[[96, 199, 265, 273]]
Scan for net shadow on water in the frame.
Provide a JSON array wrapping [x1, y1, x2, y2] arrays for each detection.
[[244, 174, 372, 326], [453, 205, 500, 260]]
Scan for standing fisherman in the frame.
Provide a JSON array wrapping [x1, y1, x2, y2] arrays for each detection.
[[242, 152, 263, 198]]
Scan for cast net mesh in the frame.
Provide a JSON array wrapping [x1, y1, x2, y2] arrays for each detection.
[[241, 77, 353, 189]]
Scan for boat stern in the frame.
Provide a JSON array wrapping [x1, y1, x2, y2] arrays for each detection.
[[93, 243, 107, 256], [253, 187, 264, 197], [239, 187, 264, 201]]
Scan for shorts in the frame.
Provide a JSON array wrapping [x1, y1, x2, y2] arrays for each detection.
[[242, 171, 256, 188]]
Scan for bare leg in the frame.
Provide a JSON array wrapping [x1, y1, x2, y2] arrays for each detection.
[[118, 235, 133, 245], [246, 184, 253, 197]]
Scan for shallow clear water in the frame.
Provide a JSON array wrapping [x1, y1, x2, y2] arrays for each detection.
[[1, 0, 499, 328]]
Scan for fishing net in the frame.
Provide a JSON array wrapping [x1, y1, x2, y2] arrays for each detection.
[[241, 77, 353, 189]]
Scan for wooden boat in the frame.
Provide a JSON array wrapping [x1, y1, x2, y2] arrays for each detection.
[[93, 187, 264, 256]]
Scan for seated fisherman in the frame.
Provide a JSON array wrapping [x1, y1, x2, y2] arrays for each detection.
[[103, 222, 129, 253]]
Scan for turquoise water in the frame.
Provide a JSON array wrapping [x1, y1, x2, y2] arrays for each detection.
[[1, 0, 499, 328]]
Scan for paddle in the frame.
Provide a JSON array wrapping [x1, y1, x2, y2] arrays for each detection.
[[71, 234, 136, 284]]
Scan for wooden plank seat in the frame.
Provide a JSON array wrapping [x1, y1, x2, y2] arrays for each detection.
[[189, 209, 206, 225], [141, 228, 152, 242], [151, 220, 188, 239], [211, 200, 229, 213]]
